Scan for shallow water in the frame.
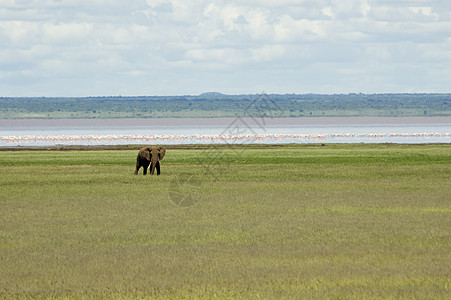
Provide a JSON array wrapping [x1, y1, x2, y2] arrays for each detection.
[[1, 117, 450, 146]]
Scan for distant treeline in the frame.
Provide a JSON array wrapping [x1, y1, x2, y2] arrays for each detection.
[[0, 93, 450, 119]]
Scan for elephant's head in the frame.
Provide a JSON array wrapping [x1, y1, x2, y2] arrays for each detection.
[[148, 146, 166, 175]]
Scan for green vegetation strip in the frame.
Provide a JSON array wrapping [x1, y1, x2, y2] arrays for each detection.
[[0, 144, 450, 299], [1, 93, 450, 118]]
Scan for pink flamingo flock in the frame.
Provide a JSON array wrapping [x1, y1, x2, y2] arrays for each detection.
[[1, 132, 450, 145]]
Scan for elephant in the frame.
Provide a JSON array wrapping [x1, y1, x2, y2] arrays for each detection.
[[135, 146, 166, 175]]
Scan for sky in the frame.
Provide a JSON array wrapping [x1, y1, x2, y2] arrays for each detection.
[[0, 0, 450, 97]]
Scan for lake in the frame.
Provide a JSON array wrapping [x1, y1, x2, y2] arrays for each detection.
[[1, 117, 450, 146]]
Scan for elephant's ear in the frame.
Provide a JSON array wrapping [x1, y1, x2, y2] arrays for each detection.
[[158, 147, 166, 160], [141, 148, 151, 161]]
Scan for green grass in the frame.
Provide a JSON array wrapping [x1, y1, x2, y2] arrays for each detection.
[[0, 144, 450, 299]]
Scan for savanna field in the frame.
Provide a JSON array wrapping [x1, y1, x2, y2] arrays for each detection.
[[0, 144, 450, 299]]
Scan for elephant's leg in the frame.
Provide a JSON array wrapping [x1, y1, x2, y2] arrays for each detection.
[[134, 159, 140, 175], [156, 161, 161, 175], [142, 161, 149, 175]]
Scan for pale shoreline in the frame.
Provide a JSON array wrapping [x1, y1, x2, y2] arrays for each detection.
[[1, 116, 451, 127]]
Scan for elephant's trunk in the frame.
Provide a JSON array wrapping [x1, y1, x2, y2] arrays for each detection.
[[150, 159, 158, 175]]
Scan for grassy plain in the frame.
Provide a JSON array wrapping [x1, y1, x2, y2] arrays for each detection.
[[0, 144, 450, 299]]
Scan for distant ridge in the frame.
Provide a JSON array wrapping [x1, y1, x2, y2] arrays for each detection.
[[199, 92, 227, 97], [1, 93, 450, 119]]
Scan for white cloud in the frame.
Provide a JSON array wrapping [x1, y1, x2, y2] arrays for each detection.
[[251, 45, 286, 62], [185, 48, 246, 67], [326, 0, 371, 18], [275, 16, 327, 42], [42, 22, 93, 44], [409, 6, 437, 18], [0, 0, 450, 96]]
